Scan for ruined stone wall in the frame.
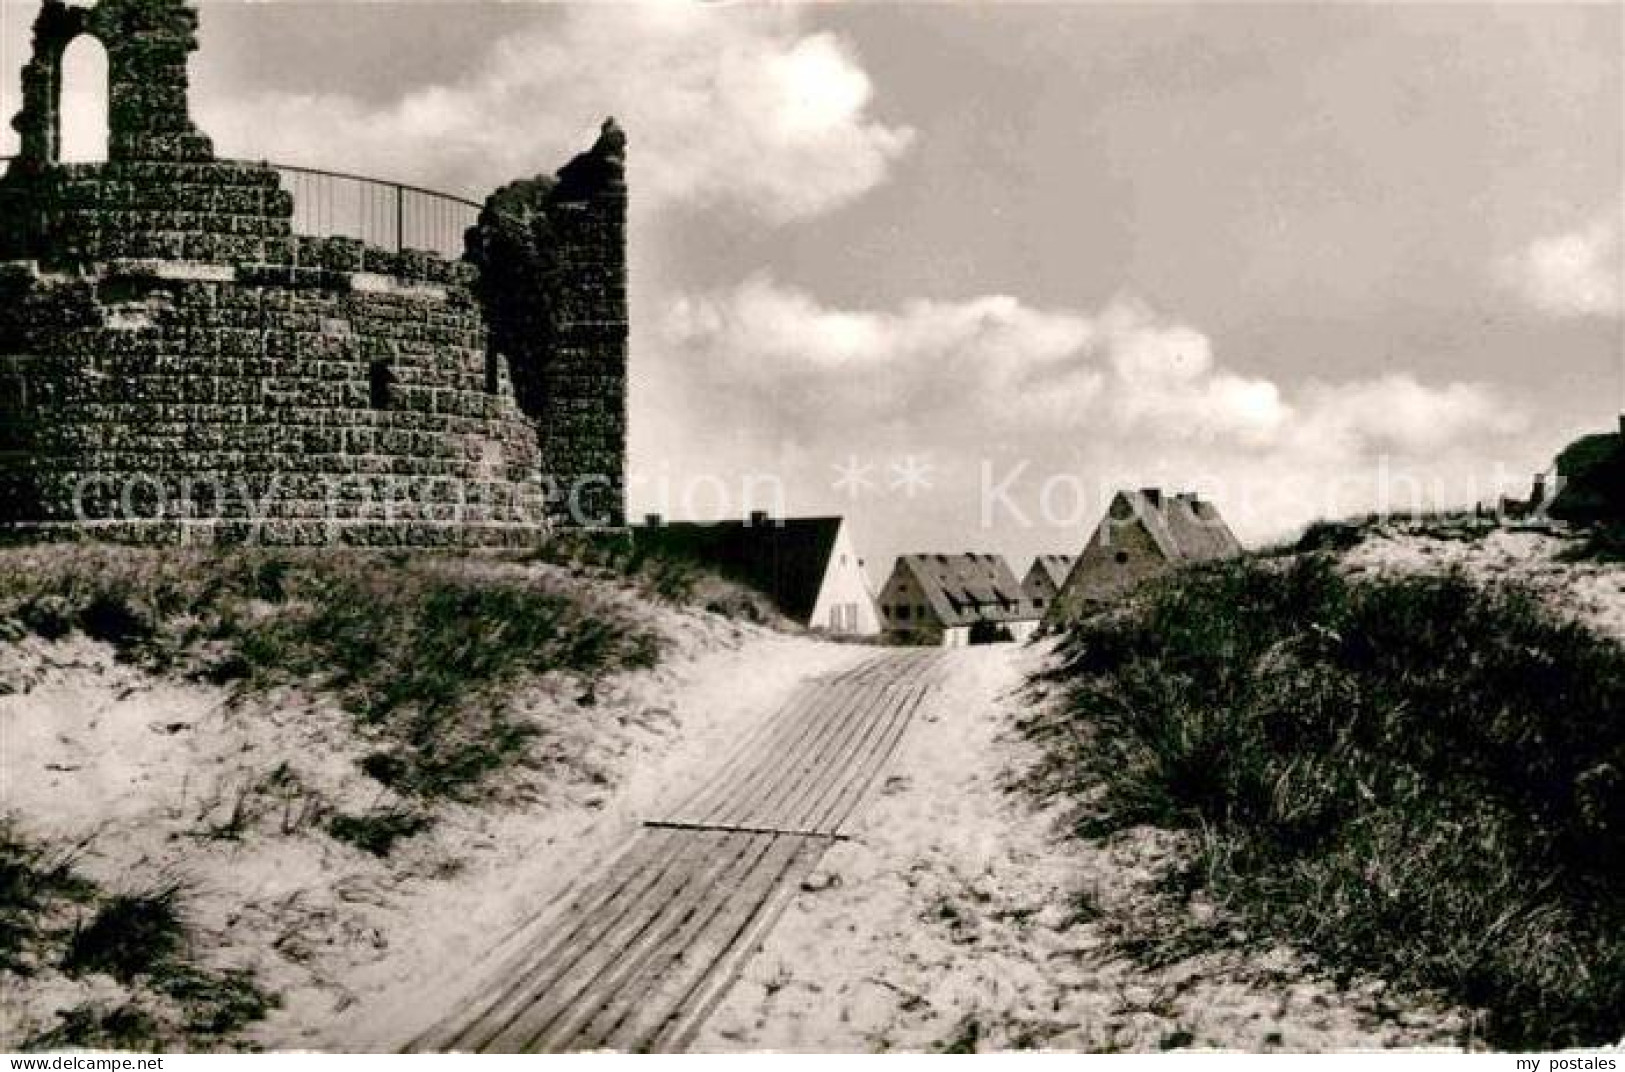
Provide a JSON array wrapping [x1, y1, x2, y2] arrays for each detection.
[[468, 121, 628, 530], [542, 121, 629, 529], [11, 0, 214, 165], [0, 159, 296, 268]]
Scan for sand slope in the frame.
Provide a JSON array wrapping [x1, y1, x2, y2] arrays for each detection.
[[696, 642, 1470, 1052], [0, 587, 862, 1050]]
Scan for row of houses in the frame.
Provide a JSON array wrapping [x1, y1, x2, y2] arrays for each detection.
[[633, 487, 1242, 646]]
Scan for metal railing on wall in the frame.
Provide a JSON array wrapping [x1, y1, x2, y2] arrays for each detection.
[[0, 156, 482, 260]]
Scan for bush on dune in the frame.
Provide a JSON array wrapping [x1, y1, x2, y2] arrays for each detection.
[[1026, 554, 1625, 1049], [1561, 523, 1625, 564], [62, 885, 187, 983]]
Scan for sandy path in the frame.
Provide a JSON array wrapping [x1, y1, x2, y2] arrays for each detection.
[[413, 650, 943, 1053], [0, 607, 868, 1051]]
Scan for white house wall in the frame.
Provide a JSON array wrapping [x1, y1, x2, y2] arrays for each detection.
[[809, 522, 883, 635]]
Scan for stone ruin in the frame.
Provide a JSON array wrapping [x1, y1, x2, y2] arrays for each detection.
[[0, 0, 627, 546]]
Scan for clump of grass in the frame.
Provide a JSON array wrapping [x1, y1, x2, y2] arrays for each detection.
[[1294, 513, 1503, 556], [1061, 886, 1103, 929], [24, 1003, 161, 1052], [1294, 519, 1369, 554], [60, 885, 278, 1045], [16, 594, 74, 641], [187, 764, 327, 842], [327, 808, 434, 857], [77, 591, 156, 648], [941, 1015, 984, 1053], [1560, 523, 1625, 564], [2, 824, 275, 1049], [1160, 1028, 1197, 1051], [1026, 554, 1625, 1049], [0, 547, 663, 804], [235, 567, 658, 720], [925, 894, 979, 945], [155, 963, 278, 1037], [526, 531, 690, 597], [22, 971, 274, 1052]]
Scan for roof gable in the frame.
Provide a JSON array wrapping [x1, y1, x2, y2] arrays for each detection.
[[898, 553, 1035, 626], [1114, 490, 1241, 564], [1025, 555, 1076, 590]]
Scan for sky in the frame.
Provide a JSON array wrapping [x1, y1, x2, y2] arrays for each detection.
[[2, 0, 1621, 576]]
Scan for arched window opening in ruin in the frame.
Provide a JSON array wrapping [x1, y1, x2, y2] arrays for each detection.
[[58, 35, 110, 164], [369, 361, 395, 410]]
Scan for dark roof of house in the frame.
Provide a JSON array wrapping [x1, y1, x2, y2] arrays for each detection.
[[895, 553, 1037, 626], [632, 516, 844, 624], [1025, 555, 1076, 590], [1118, 490, 1243, 563]]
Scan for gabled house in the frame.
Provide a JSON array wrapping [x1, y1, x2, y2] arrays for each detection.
[[632, 512, 881, 635], [877, 553, 1040, 647], [1021, 554, 1076, 616], [1048, 489, 1242, 622]]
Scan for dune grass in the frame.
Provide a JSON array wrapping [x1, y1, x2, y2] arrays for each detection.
[[1025, 554, 1625, 1049], [1, 821, 94, 976], [326, 808, 435, 858], [0, 546, 661, 807], [524, 531, 790, 625], [62, 885, 188, 983], [23, 1003, 162, 1052], [1561, 523, 1625, 564]]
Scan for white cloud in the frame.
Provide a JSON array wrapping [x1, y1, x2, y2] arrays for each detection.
[[1502, 206, 1623, 317], [638, 277, 1531, 549], [1298, 376, 1516, 456], [195, 6, 913, 223], [660, 276, 1105, 440], [1091, 298, 1291, 446]]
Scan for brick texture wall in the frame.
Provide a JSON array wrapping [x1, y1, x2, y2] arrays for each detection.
[[541, 121, 629, 529], [0, 250, 547, 547], [468, 120, 629, 530], [11, 0, 214, 166], [0, 159, 297, 269]]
